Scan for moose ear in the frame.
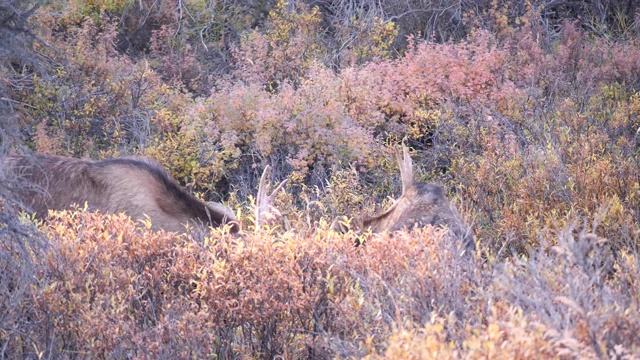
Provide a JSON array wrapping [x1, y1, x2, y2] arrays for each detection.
[[255, 165, 288, 228], [205, 201, 239, 231]]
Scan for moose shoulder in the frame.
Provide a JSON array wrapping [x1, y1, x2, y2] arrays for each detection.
[[9, 154, 238, 233]]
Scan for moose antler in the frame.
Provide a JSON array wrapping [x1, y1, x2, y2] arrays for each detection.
[[255, 165, 288, 228], [396, 142, 415, 195]]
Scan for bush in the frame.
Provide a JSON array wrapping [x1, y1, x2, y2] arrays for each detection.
[[13, 207, 637, 358]]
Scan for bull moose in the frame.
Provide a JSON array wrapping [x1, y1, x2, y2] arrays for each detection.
[[7, 145, 472, 251], [331, 144, 474, 252], [7, 154, 239, 233], [254, 144, 474, 251]]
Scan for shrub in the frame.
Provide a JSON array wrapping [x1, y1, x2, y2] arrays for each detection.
[[28, 207, 640, 358]]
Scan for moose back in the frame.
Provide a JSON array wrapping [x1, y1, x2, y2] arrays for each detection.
[[7, 154, 238, 233]]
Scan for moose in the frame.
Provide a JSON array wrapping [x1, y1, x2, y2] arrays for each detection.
[[7, 145, 472, 251], [7, 154, 240, 233], [330, 144, 474, 252], [255, 143, 473, 251]]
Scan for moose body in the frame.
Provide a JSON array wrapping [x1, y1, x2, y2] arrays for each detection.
[[7, 154, 238, 233]]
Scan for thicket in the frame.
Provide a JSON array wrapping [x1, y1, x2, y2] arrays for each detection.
[[1, 0, 640, 358]]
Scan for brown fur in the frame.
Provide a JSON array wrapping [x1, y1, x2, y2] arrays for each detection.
[[8, 154, 238, 233]]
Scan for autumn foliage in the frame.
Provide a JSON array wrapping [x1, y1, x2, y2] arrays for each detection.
[[2, 0, 640, 358]]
